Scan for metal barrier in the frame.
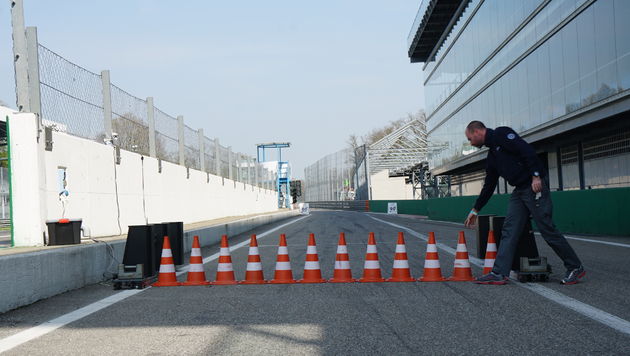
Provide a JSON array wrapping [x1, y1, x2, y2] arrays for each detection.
[[307, 201, 368, 211]]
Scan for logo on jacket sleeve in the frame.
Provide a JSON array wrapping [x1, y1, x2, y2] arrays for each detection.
[[507, 133, 516, 140]]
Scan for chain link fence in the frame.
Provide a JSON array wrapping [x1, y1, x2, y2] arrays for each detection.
[[304, 146, 369, 202], [110, 84, 150, 155], [203, 137, 217, 175], [154, 108, 179, 164], [33, 41, 276, 189], [38, 44, 105, 140], [183, 124, 200, 170]]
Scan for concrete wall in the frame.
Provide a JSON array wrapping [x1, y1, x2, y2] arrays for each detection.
[[3, 106, 279, 246], [370, 170, 413, 200], [0, 209, 299, 314]]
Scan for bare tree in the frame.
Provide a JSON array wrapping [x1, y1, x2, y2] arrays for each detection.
[[95, 112, 167, 159], [111, 114, 151, 155]]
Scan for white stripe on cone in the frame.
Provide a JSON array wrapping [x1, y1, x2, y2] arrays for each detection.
[[334, 260, 351, 270], [220, 247, 230, 255], [487, 244, 497, 252], [275, 261, 291, 270], [484, 259, 495, 268], [277, 246, 289, 255], [304, 261, 320, 270], [424, 259, 441, 268], [364, 260, 380, 269], [427, 244, 437, 253], [246, 262, 262, 271], [189, 264, 204, 273], [248, 247, 260, 255], [217, 263, 233, 272], [395, 245, 406, 253], [366, 245, 378, 253], [306, 245, 318, 254], [191, 248, 201, 257], [159, 264, 175, 273], [393, 260, 409, 269], [161, 249, 173, 258], [336, 245, 348, 254], [454, 259, 470, 268], [456, 244, 467, 252]]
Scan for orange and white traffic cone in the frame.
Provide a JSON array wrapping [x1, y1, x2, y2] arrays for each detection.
[[298, 233, 326, 283], [448, 231, 474, 281], [153, 236, 182, 287], [359, 232, 385, 283], [270, 234, 296, 284], [213, 235, 238, 285], [483, 231, 498, 274], [328, 232, 356, 283], [239, 234, 267, 284], [419, 232, 446, 282], [386, 232, 415, 282], [183, 235, 210, 286]]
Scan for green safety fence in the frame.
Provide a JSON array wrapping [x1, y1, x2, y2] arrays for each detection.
[[370, 187, 630, 236]]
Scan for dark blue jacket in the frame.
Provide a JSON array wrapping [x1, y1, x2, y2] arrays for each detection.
[[473, 127, 544, 211]]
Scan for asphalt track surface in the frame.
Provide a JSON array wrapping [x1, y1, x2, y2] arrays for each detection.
[[1, 210, 629, 355]]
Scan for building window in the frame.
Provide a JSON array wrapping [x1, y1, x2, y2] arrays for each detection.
[[560, 145, 580, 190], [583, 129, 630, 189]]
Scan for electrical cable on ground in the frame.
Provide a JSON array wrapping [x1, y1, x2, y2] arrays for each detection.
[[89, 237, 120, 280]]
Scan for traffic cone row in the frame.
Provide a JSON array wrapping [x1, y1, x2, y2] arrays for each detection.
[[153, 230, 488, 287]]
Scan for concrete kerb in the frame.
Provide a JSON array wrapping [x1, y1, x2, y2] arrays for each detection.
[[0, 210, 299, 314]]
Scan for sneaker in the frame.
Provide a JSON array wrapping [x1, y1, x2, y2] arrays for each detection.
[[474, 272, 509, 285], [561, 266, 585, 285]]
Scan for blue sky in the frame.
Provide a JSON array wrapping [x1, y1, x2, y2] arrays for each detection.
[[1, 1, 425, 178]]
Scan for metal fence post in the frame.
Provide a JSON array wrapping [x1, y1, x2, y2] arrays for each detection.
[[235, 153, 243, 182], [101, 70, 113, 140], [365, 147, 372, 200], [198, 128, 205, 172], [147, 97, 156, 157], [11, 0, 30, 112], [214, 138, 221, 176], [248, 157, 253, 187], [25, 27, 41, 118], [255, 160, 259, 188], [177, 115, 185, 166], [265, 170, 269, 190], [227, 147, 233, 180]]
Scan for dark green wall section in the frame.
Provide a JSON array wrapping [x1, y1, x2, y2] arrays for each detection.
[[370, 187, 630, 236]]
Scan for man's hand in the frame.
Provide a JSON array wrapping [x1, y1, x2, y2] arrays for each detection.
[[531, 176, 542, 193], [464, 209, 478, 228]]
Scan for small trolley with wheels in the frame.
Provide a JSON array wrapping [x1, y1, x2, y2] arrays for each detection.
[[517, 257, 552, 282], [112, 264, 156, 290]]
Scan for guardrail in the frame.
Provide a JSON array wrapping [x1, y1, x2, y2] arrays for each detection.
[[307, 201, 369, 211]]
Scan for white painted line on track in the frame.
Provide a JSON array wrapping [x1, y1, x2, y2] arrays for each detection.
[[367, 214, 630, 336], [0, 214, 311, 353], [0, 290, 143, 353], [560, 235, 630, 248]]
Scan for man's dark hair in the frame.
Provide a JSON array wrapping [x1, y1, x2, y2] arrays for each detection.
[[466, 121, 486, 132]]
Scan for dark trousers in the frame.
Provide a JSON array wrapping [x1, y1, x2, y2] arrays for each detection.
[[492, 181, 582, 276]]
